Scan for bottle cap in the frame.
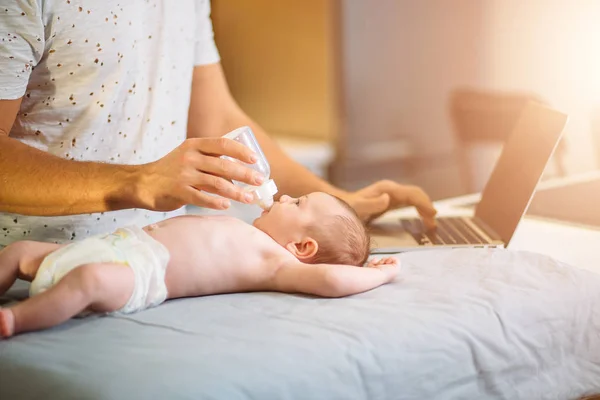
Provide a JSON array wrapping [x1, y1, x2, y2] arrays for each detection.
[[254, 179, 278, 210]]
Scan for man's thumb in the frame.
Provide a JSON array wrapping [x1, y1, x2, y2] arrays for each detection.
[[368, 193, 390, 212], [353, 193, 391, 221]]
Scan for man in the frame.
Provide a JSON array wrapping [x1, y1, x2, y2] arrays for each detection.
[[0, 0, 436, 246]]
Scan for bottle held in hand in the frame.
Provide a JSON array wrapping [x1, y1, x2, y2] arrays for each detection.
[[222, 126, 278, 210]]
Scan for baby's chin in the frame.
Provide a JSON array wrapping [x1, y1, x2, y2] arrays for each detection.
[[252, 207, 272, 226], [251, 215, 266, 230]]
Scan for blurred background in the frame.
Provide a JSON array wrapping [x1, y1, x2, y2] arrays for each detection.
[[211, 0, 600, 204]]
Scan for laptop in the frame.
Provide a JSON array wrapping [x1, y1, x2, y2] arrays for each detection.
[[370, 102, 568, 253]]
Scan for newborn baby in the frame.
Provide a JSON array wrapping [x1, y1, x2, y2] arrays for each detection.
[[0, 192, 398, 338]]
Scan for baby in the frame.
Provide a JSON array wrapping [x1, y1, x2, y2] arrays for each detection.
[[0, 192, 398, 338]]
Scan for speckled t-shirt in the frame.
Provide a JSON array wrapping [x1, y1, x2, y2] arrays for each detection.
[[0, 0, 220, 246]]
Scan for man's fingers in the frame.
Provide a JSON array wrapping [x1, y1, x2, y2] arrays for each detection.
[[184, 187, 231, 210], [356, 193, 390, 221], [381, 182, 433, 213], [197, 155, 263, 186], [187, 137, 257, 164], [419, 213, 437, 230], [385, 183, 436, 229], [147, 137, 263, 212], [403, 186, 437, 229], [364, 193, 390, 214], [416, 202, 437, 229], [407, 186, 436, 214], [192, 173, 254, 204]]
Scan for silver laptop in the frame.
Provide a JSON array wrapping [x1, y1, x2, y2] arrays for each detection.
[[370, 102, 568, 253]]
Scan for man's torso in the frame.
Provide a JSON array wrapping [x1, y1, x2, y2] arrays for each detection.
[[0, 0, 210, 246]]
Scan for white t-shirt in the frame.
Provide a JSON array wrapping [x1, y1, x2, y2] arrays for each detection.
[[0, 0, 220, 246]]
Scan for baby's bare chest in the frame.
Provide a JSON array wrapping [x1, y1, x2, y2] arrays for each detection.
[[149, 216, 288, 294]]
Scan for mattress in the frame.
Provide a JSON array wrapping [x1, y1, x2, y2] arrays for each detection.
[[1, 248, 599, 399]]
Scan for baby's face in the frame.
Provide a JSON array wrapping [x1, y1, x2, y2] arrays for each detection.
[[253, 192, 348, 246]]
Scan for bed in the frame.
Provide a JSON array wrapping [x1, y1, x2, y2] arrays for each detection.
[[1, 248, 600, 399]]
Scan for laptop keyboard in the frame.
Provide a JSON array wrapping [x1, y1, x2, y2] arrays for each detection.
[[401, 217, 492, 246]]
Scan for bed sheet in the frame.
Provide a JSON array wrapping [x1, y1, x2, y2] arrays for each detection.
[[1, 248, 600, 400]]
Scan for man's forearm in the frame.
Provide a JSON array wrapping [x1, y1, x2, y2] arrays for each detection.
[[0, 135, 141, 216]]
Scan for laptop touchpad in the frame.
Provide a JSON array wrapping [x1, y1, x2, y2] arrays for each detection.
[[369, 221, 419, 249]]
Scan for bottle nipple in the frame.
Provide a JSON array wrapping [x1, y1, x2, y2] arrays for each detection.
[[258, 197, 274, 211], [254, 179, 278, 210]]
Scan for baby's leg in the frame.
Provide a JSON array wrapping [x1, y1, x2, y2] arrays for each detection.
[[0, 262, 134, 338], [0, 241, 63, 295]]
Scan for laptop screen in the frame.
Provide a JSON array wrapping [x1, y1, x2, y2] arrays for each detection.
[[474, 103, 568, 244]]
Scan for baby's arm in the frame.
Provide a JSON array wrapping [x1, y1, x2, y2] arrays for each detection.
[[272, 257, 399, 298]]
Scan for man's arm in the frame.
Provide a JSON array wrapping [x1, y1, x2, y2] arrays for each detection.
[[187, 63, 437, 227], [0, 98, 144, 215], [271, 258, 399, 298], [0, 99, 260, 216]]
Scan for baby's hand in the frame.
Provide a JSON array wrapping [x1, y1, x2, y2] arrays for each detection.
[[366, 257, 400, 282]]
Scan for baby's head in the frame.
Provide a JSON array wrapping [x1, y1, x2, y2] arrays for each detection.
[[253, 192, 370, 266]]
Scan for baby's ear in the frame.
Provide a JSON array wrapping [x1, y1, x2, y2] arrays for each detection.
[[285, 237, 319, 261]]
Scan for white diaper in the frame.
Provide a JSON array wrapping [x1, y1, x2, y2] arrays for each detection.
[[29, 225, 170, 315]]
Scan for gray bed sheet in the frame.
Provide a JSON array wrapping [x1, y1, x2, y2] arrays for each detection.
[[1, 248, 600, 400]]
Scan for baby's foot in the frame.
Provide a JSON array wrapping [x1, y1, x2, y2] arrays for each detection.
[[0, 308, 15, 338]]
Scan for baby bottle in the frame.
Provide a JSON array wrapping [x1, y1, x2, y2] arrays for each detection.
[[222, 126, 278, 210]]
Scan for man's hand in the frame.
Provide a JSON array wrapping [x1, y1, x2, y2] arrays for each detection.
[[366, 256, 400, 282], [134, 137, 265, 211], [340, 180, 437, 229]]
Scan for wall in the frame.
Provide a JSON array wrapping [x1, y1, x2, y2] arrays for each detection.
[[481, 0, 600, 173], [338, 0, 487, 198], [211, 0, 339, 141]]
